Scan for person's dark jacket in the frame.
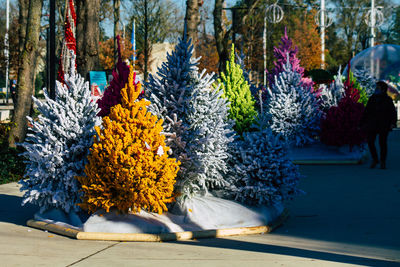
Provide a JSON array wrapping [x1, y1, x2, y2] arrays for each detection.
[[361, 93, 397, 132]]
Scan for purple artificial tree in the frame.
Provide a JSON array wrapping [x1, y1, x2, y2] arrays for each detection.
[[263, 28, 317, 103], [97, 36, 131, 117], [267, 28, 304, 87]]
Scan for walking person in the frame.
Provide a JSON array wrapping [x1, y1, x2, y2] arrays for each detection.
[[361, 81, 397, 169]]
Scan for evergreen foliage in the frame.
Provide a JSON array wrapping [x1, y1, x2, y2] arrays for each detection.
[[267, 58, 322, 146], [229, 113, 302, 206], [264, 29, 315, 104], [320, 76, 366, 147], [267, 28, 304, 87], [347, 69, 368, 106], [236, 50, 258, 97], [217, 44, 258, 134], [318, 68, 345, 113], [97, 37, 130, 117], [146, 38, 234, 199], [77, 67, 180, 214], [353, 68, 376, 97], [20, 69, 100, 213]]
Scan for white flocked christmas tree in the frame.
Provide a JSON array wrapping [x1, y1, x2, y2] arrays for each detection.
[[146, 37, 234, 199], [19, 65, 100, 213], [353, 68, 376, 97], [267, 55, 322, 146], [228, 108, 303, 206], [318, 67, 345, 113]]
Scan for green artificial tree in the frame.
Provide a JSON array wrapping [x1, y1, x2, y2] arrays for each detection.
[[347, 69, 368, 106], [217, 44, 258, 135]]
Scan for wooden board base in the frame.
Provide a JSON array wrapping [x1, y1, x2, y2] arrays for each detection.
[[26, 209, 289, 242]]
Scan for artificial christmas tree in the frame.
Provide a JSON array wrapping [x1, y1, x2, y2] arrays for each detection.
[[217, 44, 258, 134], [77, 67, 180, 214], [97, 36, 131, 117], [236, 50, 258, 97], [264, 29, 316, 106], [267, 28, 304, 87], [318, 68, 345, 113], [20, 64, 99, 213], [347, 68, 368, 106], [320, 72, 366, 147], [353, 68, 376, 97], [267, 58, 322, 146], [231, 130, 302, 205], [146, 38, 234, 198]]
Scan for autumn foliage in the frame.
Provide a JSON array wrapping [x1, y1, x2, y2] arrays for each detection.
[[77, 66, 180, 214], [99, 37, 134, 70], [292, 10, 322, 71]]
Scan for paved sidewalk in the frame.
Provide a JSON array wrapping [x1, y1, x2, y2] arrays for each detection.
[[1, 131, 399, 266]]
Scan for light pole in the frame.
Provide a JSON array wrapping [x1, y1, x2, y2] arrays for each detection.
[[4, 0, 10, 102], [320, 0, 325, 69], [263, 2, 284, 87], [315, 0, 332, 69], [370, 0, 375, 47]]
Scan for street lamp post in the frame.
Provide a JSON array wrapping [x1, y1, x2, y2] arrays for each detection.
[[263, 2, 284, 87], [4, 0, 10, 102]]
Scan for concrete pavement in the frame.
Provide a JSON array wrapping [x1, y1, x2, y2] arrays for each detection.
[[1, 131, 400, 266]]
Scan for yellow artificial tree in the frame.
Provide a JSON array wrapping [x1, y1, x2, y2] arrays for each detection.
[[77, 66, 180, 214]]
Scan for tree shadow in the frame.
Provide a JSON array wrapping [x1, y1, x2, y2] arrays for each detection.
[[173, 236, 399, 266], [0, 194, 37, 225]]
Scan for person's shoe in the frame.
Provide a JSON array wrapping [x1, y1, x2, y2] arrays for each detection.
[[370, 160, 379, 169], [380, 162, 386, 169]]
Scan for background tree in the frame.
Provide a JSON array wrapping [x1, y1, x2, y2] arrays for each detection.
[[230, 1, 321, 80], [196, 3, 219, 73], [213, 0, 262, 73], [127, 0, 183, 80], [385, 6, 400, 45], [184, 0, 203, 57], [113, 0, 120, 63], [99, 37, 133, 70], [291, 9, 322, 70], [9, 0, 43, 147], [76, 0, 101, 79], [326, 0, 390, 71], [0, 1, 20, 87]]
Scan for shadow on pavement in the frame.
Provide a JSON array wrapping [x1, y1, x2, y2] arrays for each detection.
[[174, 237, 399, 266], [0, 194, 37, 225]]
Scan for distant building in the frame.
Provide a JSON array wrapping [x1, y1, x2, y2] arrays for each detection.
[[148, 43, 175, 75]]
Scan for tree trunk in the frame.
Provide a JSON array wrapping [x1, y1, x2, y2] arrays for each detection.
[[213, 0, 229, 74], [17, 0, 29, 57], [184, 0, 201, 56], [113, 0, 120, 64], [213, 0, 261, 74], [76, 0, 100, 79], [9, 0, 43, 147]]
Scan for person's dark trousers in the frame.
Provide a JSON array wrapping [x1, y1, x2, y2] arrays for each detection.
[[367, 130, 389, 164]]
